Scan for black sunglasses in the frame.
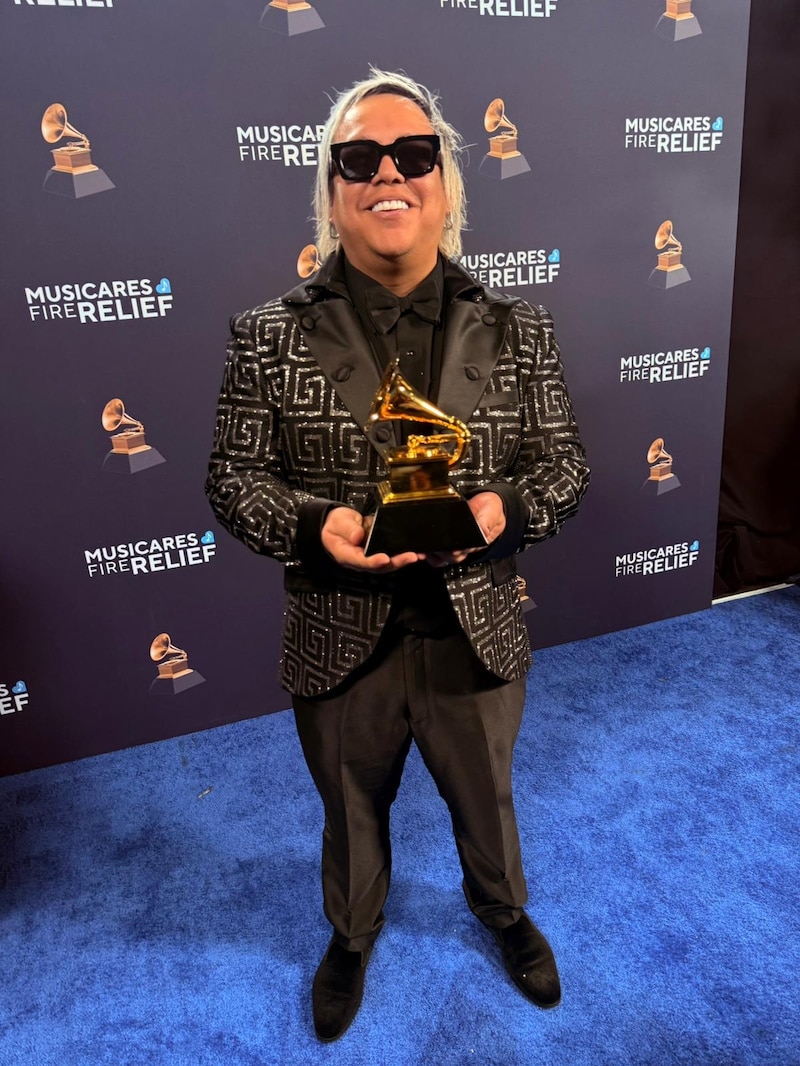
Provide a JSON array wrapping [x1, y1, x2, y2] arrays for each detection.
[[330, 134, 441, 182]]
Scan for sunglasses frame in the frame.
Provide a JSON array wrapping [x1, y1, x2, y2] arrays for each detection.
[[330, 134, 442, 182]]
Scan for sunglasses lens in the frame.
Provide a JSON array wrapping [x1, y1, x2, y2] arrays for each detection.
[[395, 138, 438, 176], [336, 143, 380, 181]]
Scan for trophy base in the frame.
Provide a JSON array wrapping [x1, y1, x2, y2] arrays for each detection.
[[149, 671, 206, 696], [259, 4, 324, 34], [102, 448, 166, 474], [364, 496, 487, 557], [654, 14, 702, 41], [479, 153, 531, 180], [42, 167, 115, 198], [641, 475, 681, 495], [648, 264, 691, 288]]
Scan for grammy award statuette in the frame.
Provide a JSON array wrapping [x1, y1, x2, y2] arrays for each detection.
[[260, 0, 324, 35], [101, 398, 166, 474], [479, 99, 531, 180], [148, 633, 205, 696], [648, 220, 691, 288], [641, 438, 681, 495], [363, 360, 488, 557], [41, 104, 114, 198], [655, 0, 702, 41]]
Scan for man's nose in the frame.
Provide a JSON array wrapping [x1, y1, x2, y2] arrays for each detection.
[[372, 152, 405, 183]]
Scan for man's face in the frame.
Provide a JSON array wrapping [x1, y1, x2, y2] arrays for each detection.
[[329, 94, 449, 284]]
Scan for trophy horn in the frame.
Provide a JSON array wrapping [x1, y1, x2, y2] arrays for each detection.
[[484, 98, 518, 138], [296, 244, 322, 279], [149, 633, 187, 663], [655, 220, 681, 254], [647, 437, 672, 465], [41, 103, 90, 148], [366, 360, 471, 467], [102, 398, 143, 434]]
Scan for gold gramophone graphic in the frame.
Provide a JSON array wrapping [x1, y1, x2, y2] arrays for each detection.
[[260, 0, 324, 35], [641, 437, 681, 495], [648, 220, 691, 288], [296, 244, 322, 279], [655, 0, 702, 41], [149, 633, 206, 696], [362, 359, 487, 556], [101, 398, 166, 474], [479, 98, 531, 180], [41, 103, 115, 198]]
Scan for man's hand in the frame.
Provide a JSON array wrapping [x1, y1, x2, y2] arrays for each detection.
[[425, 491, 506, 568], [321, 506, 423, 572]]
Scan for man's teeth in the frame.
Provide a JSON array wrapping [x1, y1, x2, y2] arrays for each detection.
[[371, 200, 409, 212]]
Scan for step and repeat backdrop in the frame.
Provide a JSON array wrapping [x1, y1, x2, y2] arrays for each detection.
[[0, 0, 751, 775]]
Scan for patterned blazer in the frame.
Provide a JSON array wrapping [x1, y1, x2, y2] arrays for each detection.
[[206, 254, 589, 698]]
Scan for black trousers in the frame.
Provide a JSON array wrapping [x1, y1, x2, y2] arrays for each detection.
[[293, 620, 529, 953]]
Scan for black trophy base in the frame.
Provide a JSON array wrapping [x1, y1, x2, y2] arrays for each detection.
[[479, 153, 531, 180], [43, 168, 115, 198], [102, 448, 166, 474], [364, 496, 487, 557], [648, 265, 691, 288], [654, 14, 702, 41], [149, 671, 206, 696], [641, 475, 681, 495], [259, 5, 324, 34]]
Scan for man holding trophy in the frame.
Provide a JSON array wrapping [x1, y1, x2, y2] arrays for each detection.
[[207, 69, 589, 1042]]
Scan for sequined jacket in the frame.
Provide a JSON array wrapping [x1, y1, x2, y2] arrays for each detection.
[[206, 254, 589, 697]]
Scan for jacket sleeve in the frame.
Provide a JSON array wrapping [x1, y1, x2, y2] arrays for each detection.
[[477, 301, 590, 558], [205, 306, 330, 566]]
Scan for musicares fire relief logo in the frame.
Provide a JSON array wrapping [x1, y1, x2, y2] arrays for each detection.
[[461, 248, 561, 288], [259, 0, 325, 36], [14, 0, 114, 7], [438, 0, 559, 17], [24, 276, 173, 323], [620, 345, 711, 385], [615, 538, 700, 578], [236, 121, 324, 165], [1, 680, 29, 718], [84, 530, 217, 578], [625, 115, 723, 153]]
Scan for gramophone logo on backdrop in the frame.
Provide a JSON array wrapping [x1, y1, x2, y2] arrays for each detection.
[[236, 121, 324, 165], [101, 398, 166, 474], [625, 116, 723, 153], [259, 0, 324, 35], [84, 530, 217, 577], [619, 345, 711, 384], [296, 244, 322, 278], [460, 247, 561, 288], [648, 221, 691, 288], [641, 437, 681, 495], [438, 0, 559, 17], [149, 633, 205, 696], [41, 103, 114, 198], [25, 276, 173, 323], [655, 0, 702, 41], [479, 99, 530, 180], [615, 538, 700, 578], [1, 680, 30, 718]]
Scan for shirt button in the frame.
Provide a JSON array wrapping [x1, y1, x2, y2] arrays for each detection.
[[465, 365, 481, 381], [333, 365, 352, 382]]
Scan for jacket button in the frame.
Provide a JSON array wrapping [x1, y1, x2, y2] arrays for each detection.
[[333, 365, 352, 382], [300, 315, 316, 330], [465, 365, 481, 381], [482, 313, 497, 326], [375, 426, 392, 443]]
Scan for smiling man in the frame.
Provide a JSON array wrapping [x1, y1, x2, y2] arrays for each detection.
[[207, 69, 589, 1042]]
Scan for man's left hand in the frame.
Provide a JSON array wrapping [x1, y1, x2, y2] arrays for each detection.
[[425, 491, 506, 568]]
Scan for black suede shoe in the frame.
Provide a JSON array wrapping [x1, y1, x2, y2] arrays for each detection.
[[312, 940, 372, 1042], [492, 914, 561, 1009]]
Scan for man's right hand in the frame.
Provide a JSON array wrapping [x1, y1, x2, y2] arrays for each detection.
[[321, 507, 423, 572]]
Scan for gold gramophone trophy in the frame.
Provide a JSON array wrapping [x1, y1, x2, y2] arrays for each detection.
[[655, 0, 702, 41], [149, 633, 206, 696], [641, 437, 681, 495], [296, 243, 322, 279], [260, 0, 324, 35], [41, 103, 114, 198], [101, 399, 166, 474], [648, 220, 691, 288], [363, 360, 487, 557], [479, 98, 531, 180]]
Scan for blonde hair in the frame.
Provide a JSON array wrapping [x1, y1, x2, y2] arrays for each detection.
[[313, 68, 467, 261]]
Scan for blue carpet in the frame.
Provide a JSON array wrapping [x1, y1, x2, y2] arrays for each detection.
[[1, 587, 798, 1065]]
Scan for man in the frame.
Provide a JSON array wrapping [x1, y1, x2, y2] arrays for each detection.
[[207, 69, 589, 1042]]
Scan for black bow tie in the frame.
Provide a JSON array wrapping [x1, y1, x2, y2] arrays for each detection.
[[364, 281, 441, 334]]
